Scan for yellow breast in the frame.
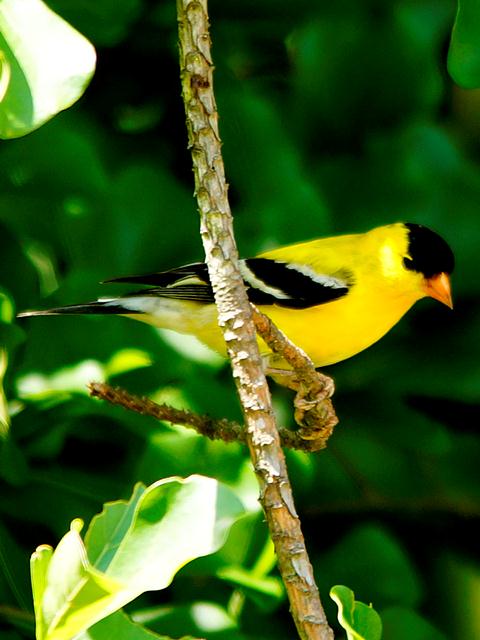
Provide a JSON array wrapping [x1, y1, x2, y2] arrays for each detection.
[[257, 285, 419, 367]]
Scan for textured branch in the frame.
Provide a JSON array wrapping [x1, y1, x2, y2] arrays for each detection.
[[176, 1, 334, 638], [88, 382, 330, 453]]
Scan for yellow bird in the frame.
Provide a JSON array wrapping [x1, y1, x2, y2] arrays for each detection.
[[18, 223, 454, 370]]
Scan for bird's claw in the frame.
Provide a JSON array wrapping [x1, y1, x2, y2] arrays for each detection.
[[293, 375, 336, 439]]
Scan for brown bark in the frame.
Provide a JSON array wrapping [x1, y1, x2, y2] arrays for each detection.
[[175, 2, 334, 638]]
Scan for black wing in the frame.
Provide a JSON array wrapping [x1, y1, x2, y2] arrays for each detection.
[[240, 259, 352, 308], [104, 263, 210, 288], [105, 263, 215, 303], [107, 259, 353, 309]]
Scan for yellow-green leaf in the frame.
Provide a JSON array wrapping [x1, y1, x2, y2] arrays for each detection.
[[330, 585, 382, 640], [31, 476, 244, 640], [0, 0, 96, 138]]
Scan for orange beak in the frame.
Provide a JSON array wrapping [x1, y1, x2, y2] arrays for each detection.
[[423, 272, 453, 309]]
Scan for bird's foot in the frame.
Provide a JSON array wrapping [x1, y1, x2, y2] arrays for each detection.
[[266, 368, 338, 447]]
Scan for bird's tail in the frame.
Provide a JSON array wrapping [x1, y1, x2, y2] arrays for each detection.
[[17, 300, 138, 318]]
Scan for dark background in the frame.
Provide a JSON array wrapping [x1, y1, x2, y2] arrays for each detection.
[[1, 0, 479, 638]]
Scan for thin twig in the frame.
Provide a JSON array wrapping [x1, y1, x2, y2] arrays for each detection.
[[88, 382, 329, 453], [176, 2, 334, 638]]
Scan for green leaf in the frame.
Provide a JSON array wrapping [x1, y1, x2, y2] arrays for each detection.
[[16, 349, 151, 399], [32, 519, 123, 640], [0, 290, 14, 324], [330, 585, 382, 640], [30, 544, 53, 638], [448, 0, 480, 88], [0, 0, 96, 138], [30, 476, 244, 640], [217, 565, 284, 600], [75, 610, 178, 640], [84, 483, 147, 570], [93, 475, 244, 590], [214, 534, 284, 611]]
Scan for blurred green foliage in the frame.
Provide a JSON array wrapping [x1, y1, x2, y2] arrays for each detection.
[[1, 0, 480, 638]]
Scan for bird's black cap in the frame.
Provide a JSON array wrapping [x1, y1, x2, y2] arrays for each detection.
[[403, 223, 455, 278]]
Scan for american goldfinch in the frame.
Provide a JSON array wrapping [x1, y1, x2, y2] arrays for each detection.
[[18, 223, 454, 369]]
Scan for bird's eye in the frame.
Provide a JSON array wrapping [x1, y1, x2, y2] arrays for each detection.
[[403, 256, 414, 271]]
